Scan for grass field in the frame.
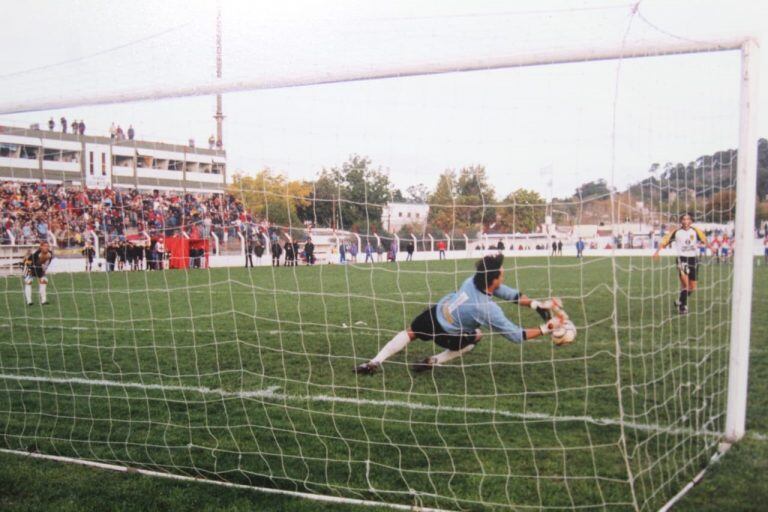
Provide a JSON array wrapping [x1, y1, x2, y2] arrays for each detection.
[[0, 256, 764, 511]]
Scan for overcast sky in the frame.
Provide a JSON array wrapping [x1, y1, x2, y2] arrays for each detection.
[[0, 0, 765, 200]]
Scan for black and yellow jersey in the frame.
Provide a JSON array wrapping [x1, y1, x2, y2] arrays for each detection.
[[660, 227, 707, 257]]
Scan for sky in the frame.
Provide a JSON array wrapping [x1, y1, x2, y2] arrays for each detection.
[[0, 0, 765, 200]]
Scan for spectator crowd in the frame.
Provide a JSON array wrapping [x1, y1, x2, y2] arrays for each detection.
[[0, 181, 251, 250]]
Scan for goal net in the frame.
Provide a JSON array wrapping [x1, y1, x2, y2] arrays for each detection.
[[0, 4, 759, 511]]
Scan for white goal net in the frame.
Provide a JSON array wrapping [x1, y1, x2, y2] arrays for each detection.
[[0, 3, 760, 511]]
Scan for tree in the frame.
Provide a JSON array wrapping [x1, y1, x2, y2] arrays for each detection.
[[427, 171, 457, 234], [427, 166, 495, 234], [406, 184, 429, 204], [229, 170, 310, 228], [575, 179, 610, 199], [299, 155, 395, 233], [497, 189, 546, 233]]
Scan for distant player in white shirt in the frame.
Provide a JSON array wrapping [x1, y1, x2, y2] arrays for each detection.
[[653, 214, 715, 314]]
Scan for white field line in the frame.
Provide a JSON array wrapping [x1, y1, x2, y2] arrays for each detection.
[[0, 371, 745, 441], [0, 448, 454, 512]]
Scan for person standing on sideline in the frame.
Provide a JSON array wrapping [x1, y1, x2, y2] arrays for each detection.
[[406, 241, 415, 261], [245, 235, 255, 268], [304, 238, 315, 265], [364, 241, 374, 263], [557, 240, 563, 256], [437, 240, 446, 260], [575, 238, 585, 259], [82, 241, 95, 271], [764, 236, 768, 265]]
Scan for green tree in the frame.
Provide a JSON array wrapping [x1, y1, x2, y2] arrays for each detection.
[[229, 170, 310, 228], [406, 183, 429, 204], [299, 155, 394, 233], [427, 166, 495, 234], [575, 179, 611, 199], [497, 189, 546, 233], [427, 170, 457, 233]]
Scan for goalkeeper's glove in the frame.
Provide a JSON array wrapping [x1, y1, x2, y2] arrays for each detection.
[[529, 297, 562, 321]]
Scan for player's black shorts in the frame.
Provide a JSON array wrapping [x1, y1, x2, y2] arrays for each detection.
[[677, 256, 698, 281], [410, 305, 478, 351], [24, 266, 46, 279]]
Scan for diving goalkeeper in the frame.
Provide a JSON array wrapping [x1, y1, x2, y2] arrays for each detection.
[[354, 253, 565, 374]]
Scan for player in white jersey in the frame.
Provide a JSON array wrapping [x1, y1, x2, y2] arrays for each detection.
[[653, 214, 715, 314]]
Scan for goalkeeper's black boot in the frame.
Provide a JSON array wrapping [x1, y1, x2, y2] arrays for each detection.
[[410, 357, 435, 373], [354, 361, 379, 375], [679, 305, 688, 315]]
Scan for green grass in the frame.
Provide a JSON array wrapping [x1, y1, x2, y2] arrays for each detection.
[[0, 256, 764, 511]]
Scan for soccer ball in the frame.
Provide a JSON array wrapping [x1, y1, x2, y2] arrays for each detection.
[[552, 320, 576, 346]]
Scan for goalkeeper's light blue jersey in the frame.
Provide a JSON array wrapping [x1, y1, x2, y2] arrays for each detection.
[[435, 277, 524, 343]]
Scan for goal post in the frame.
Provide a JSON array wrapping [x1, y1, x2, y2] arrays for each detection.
[[725, 37, 760, 443]]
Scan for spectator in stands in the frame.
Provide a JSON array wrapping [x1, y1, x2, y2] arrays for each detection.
[[208, 135, 215, 149], [497, 240, 505, 251], [48, 118, 55, 131], [78, 120, 85, 135], [110, 122, 117, 140], [116, 125, 125, 140], [127, 125, 135, 140], [60, 117, 67, 133]]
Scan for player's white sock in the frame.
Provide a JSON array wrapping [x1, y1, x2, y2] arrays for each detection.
[[24, 284, 32, 304], [432, 343, 476, 365], [371, 330, 411, 364], [40, 284, 47, 303]]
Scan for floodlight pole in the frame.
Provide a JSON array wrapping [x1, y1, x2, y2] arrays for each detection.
[[724, 38, 760, 443], [214, 0, 224, 148]]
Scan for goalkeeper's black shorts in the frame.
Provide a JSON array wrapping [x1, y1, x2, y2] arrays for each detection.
[[410, 305, 478, 351], [677, 256, 698, 281]]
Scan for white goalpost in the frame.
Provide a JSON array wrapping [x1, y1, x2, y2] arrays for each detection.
[[0, 23, 760, 512]]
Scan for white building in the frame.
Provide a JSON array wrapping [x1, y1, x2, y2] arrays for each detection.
[[0, 124, 226, 193], [382, 202, 429, 233]]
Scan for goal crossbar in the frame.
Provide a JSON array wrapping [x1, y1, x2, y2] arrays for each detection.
[[0, 37, 753, 115]]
